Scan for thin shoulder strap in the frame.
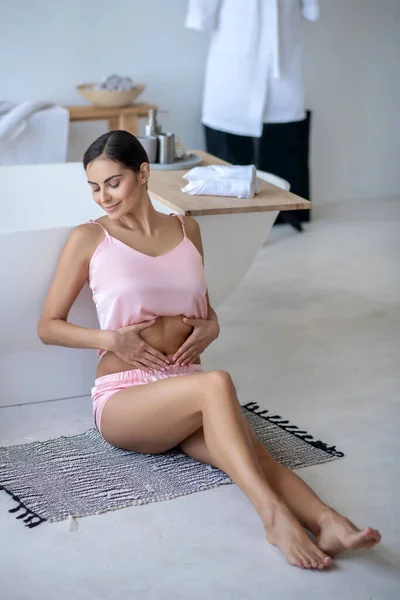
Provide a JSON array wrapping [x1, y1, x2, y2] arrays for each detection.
[[170, 213, 187, 240], [85, 219, 111, 241]]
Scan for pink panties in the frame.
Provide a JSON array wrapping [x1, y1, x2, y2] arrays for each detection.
[[91, 364, 203, 436]]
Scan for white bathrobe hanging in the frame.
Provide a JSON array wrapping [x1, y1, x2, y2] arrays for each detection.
[[185, 0, 319, 138]]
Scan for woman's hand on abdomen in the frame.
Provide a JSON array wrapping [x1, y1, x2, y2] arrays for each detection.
[[110, 321, 171, 371], [139, 315, 194, 358]]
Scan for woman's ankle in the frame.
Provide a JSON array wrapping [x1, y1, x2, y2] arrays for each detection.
[[257, 496, 290, 529], [316, 507, 337, 530]]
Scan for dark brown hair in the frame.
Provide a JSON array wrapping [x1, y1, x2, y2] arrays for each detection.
[[83, 130, 149, 172]]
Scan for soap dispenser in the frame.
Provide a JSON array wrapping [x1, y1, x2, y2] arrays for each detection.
[[145, 109, 162, 136]]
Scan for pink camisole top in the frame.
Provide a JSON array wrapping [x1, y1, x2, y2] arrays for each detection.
[[86, 214, 208, 358]]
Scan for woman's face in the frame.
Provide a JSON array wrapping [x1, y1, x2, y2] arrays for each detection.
[[86, 158, 148, 218]]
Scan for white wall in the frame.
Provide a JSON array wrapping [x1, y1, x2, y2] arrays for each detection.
[[1, 0, 209, 158], [2, 0, 399, 205], [303, 0, 400, 204]]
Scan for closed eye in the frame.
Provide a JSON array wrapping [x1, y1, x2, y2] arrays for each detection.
[[92, 182, 120, 193]]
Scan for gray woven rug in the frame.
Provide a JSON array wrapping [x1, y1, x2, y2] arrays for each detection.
[[0, 402, 344, 529]]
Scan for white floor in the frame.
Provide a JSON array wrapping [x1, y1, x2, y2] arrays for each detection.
[[1, 198, 399, 600]]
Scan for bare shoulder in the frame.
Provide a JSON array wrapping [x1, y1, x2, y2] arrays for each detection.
[[69, 222, 102, 244], [183, 216, 203, 257], [63, 222, 104, 261], [183, 215, 201, 237]]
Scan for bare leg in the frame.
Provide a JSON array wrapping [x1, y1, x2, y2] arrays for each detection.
[[253, 432, 381, 555], [100, 370, 332, 569], [180, 423, 329, 534], [180, 420, 381, 557]]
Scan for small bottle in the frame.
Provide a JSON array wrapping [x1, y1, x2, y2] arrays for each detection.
[[145, 109, 162, 136]]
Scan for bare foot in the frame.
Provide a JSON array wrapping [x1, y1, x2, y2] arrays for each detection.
[[317, 510, 381, 557], [264, 504, 333, 570]]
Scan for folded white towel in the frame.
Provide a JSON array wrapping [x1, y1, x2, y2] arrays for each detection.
[[181, 178, 258, 199], [182, 164, 260, 198], [184, 164, 258, 183]]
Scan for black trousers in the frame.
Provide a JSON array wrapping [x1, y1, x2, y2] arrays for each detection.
[[204, 111, 311, 224]]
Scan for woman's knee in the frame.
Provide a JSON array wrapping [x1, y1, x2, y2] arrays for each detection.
[[202, 370, 238, 403], [206, 370, 234, 388]]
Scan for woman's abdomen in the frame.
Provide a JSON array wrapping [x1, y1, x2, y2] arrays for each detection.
[[96, 315, 197, 378]]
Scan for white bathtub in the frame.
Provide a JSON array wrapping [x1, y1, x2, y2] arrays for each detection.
[[0, 162, 280, 406]]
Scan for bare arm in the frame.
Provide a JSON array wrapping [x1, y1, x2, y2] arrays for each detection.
[[184, 216, 220, 334], [38, 224, 113, 352]]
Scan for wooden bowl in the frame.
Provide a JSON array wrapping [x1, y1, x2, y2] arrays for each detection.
[[76, 82, 146, 108]]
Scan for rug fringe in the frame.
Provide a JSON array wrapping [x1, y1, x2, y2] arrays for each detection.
[[0, 485, 46, 528], [242, 402, 345, 458]]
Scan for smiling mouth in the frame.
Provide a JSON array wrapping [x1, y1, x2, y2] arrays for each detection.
[[104, 201, 121, 211]]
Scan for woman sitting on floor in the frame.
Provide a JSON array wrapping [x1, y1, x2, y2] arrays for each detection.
[[38, 130, 381, 569]]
